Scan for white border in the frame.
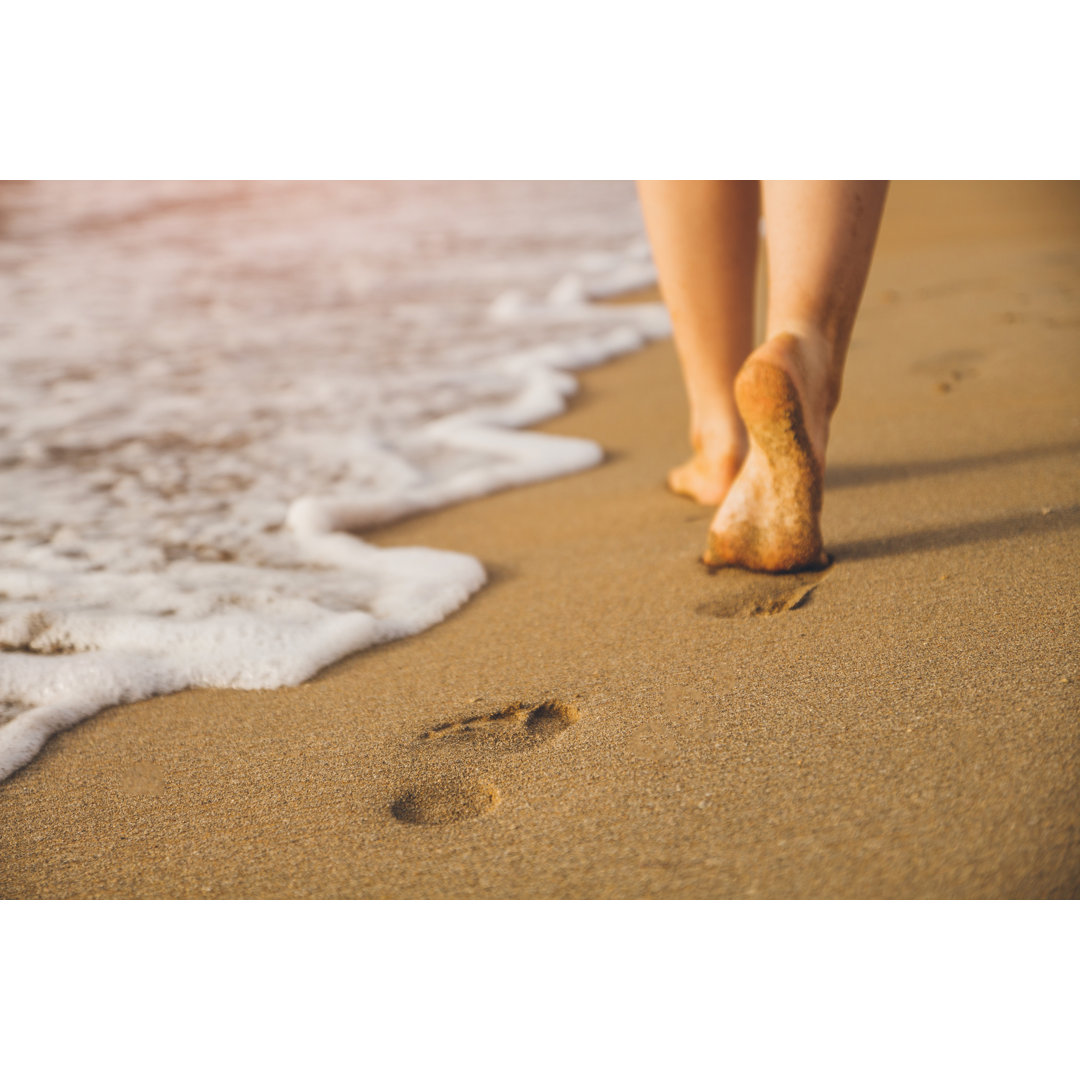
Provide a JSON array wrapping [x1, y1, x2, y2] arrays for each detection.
[[3, 2, 1078, 177], [3, 901, 1075, 1078]]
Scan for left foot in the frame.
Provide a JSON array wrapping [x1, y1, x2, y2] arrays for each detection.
[[667, 442, 745, 506], [703, 332, 833, 572]]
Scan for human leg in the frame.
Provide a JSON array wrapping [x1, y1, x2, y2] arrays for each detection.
[[637, 180, 759, 505], [704, 180, 888, 571]]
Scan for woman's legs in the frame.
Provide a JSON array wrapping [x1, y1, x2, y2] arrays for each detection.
[[637, 180, 759, 506], [704, 181, 888, 571]]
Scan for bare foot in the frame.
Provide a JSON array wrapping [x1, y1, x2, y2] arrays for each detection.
[[703, 332, 834, 572], [667, 438, 745, 507]]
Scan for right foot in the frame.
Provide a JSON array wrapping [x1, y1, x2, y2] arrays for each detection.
[[703, 332, 834, 572]]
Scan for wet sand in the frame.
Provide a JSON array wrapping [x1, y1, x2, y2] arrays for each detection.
[[2, 181, 1078, 899]]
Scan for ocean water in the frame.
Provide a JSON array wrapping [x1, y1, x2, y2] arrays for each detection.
[[0, 181, 667, 780]]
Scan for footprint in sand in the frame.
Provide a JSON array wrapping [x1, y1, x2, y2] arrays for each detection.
[[910, 348, 986, 393], [390, 778, 502, 825], [696, 566, 830, 619], [390, 700, 579, 825], [915, 277, 1000, 300]]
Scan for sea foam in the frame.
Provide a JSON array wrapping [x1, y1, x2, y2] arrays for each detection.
[[0, 182, 668, 781]]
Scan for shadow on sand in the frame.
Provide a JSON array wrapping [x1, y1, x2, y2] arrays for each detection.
[[831, 505, 1080, 563], [826, 440, 1080, 490]]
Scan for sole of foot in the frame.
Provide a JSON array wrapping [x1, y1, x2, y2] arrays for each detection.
[[703, 335, 830, 573]]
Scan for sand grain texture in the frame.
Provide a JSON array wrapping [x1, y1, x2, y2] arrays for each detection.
[[2, 182, 1078, 899]]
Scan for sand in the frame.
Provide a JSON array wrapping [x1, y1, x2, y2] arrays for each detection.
[[1, 181, 1077, 899]]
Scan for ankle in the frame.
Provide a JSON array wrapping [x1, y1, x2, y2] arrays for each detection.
[[751, 328, 839, 462], [689, 415, 747, 462]]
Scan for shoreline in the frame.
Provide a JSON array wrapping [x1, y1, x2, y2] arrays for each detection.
[[2, 182, 1078, 899], [0, 184, 668, 784]]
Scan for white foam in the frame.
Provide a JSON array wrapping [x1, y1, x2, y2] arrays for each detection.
[[0, 182, 668, 781]]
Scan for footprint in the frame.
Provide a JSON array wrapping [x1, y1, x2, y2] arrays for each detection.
[[389, 700, 579, 825], [915, 277, 999, 299], [420, 700, 579, 753], [696, 567, 830, 618], [910, 348, 985, 392], [390, 778, 500, 825]]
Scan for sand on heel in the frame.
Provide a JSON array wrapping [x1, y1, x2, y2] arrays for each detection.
[[704, 341, 828, 573]]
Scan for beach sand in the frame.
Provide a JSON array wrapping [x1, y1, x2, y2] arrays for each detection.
[[2, 181, 1078, 899]]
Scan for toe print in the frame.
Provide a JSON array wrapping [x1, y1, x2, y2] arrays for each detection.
[[420, 700, 579, 752], [390, 700, 580, 825]]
